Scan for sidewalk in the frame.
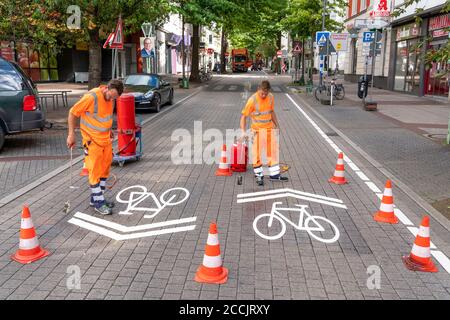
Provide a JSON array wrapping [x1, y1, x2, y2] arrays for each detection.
[[36, 75, 204, 128], [288, 76, 450, 219]]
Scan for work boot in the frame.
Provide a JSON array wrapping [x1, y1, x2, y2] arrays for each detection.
[[269, 175, 289, 182], [256, 176, 264, 186], [94, 204, 113, 215], [90, 200, 115, 208]]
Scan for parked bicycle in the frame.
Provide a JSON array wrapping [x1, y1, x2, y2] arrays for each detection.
[[199, 67, 213, 82], [314, 78, 345, 102]]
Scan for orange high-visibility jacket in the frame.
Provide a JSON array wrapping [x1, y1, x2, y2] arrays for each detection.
[[242, 93, 274, 130], [70, 86, 113, 146]]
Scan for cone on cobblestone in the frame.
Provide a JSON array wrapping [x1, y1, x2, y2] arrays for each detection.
[[216, 144, 232, 176], [374, 180, 399, 224], [80, 158, 89, 176], [402, 216, 438, 273], [195, 222, 228, 284], [329, 152, 347, 184], [11, 205, 49, 264]]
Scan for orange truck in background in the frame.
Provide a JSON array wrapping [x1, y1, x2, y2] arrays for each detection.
[[231, 48, 252, 72]]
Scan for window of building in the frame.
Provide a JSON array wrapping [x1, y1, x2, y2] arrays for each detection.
[[361, 0, 367, 11], [209, 35, 213, 44], [352, 0, 357, 16]]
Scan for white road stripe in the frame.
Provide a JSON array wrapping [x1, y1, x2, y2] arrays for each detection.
[[73, 212, 197, 233], [228, 85, 237, 91], [431, 251, 450, 273], [286, 93, 450, 274], [237, 192, 347, 209], [68, 218, 196, 241], [348, 162, 361, 172], [214, 85, 224, 90], [237, 188, 344, 203], [355, 171, 370, 181], [365, 182, 382, 193]]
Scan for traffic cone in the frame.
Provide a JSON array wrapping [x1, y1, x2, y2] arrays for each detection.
[[216, 144, 232, 176], [79, 158, 88, 176], [195, 222, 228, 284], [11, 205, 50, 264], [374, 180, 399, 224], [402, 216, 438, 273], [329, 152, 347, 184]]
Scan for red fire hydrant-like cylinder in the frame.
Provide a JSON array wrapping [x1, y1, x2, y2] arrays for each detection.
[[116, 94, 136, 156]]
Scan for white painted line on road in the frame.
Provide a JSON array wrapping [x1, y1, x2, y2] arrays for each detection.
[[228, 85, 237, 91], [73, 211, 197, 233], [68, 217, 196, 241], [237, 188, 344, 203], [365, 182, 382, 194], [394, 208, 414, 226], [431, 251, 450, 274], [286, 93, 450, 274], [237, 192, 348, 209], [214, 85, 224, 90], [347, 162, 361, 172], [355, 171, 370, 181]]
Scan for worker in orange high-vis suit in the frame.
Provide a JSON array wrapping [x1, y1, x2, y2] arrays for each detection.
[[240, 80, 288, 186], [67, 80, 124, 215]]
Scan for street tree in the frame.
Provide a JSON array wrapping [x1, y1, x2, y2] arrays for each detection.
[[1, 0, 171, 89]]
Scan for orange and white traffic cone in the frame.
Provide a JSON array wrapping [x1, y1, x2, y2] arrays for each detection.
[[216, 144, 232, 176], [402, 216, 438, 273], [11, 205, 50, 264], [79, 158, 89, 176], [329, 152, 347, 184], [374, 180, 399, 224], [195, 222, 228, 284]]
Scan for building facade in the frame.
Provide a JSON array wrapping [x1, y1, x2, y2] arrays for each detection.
[[343, 0, 449, 97]]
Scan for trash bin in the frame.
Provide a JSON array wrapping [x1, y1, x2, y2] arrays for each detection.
[[182, 77, 189, 89], [357, 76, 368, 99]]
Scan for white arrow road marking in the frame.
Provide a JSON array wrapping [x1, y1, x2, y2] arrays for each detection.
[[72, 212, 197, 232], [68, 218, 196, 241], [237, 188, 344, 203]]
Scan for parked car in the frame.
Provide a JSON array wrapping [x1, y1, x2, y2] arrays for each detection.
[[123, 74, 174, 113], [0, 57, 46, 151]]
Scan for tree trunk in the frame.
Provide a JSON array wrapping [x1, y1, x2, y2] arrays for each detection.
[[88, 29, 102, 89], [189, 24, 200, 82], [220, 28, 227, 73]]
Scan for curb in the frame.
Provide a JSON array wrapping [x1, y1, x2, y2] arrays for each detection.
[[289, 88, 450, 233]]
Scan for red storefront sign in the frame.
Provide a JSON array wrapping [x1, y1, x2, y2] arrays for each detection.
[[429, 14, 450, 31]]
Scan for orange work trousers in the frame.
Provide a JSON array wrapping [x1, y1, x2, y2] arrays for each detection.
[[251, 128, 279, 168], [83, 140, 113, 186]]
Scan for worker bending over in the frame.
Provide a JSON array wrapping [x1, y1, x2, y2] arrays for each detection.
[[240, 80, 288, 186], [67, 80, 124, 215]]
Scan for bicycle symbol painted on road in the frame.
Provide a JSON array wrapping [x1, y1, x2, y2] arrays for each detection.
[[253, 202, 340, 243], [116, 186, 190, 218]]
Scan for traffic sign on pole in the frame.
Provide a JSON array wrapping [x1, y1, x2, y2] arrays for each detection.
[[363, 32, 374, 43], [315, 31, 330, 46], [110, 16, 124, 49], [330, 33, 349, 51]]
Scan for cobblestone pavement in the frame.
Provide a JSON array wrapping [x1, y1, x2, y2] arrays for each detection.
[[0, 73, 449, 300], [0, 82, 204, 199], [292, 79, 450, 218]]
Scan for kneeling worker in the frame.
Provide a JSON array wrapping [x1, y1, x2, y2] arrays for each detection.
[[66, 80, 124, 215], [240, 80, 288, 186]]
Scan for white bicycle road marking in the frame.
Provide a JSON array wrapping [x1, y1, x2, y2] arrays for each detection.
[[253, 202, 340, 243], [237, 188, 347, 209], [116, 185, 190, 218], [286, 93, 450, 274]]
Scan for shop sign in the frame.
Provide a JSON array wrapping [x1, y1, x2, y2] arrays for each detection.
[[396, 23, 420, 41], [432, 29, 449, 38], [429, 14, 450, 31], [369, 0, 391, 18]]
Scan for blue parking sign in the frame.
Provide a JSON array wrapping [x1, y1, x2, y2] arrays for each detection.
[[363, 32, 374, 42]]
